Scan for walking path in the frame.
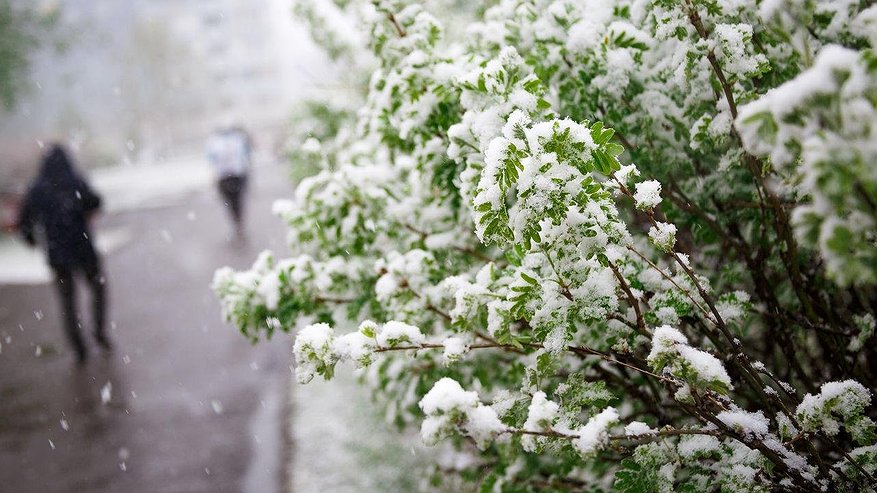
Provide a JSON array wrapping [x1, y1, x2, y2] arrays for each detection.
[[0, 160, 291, 492]]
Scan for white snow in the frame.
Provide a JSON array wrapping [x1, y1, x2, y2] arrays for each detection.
[[633, 180, 662, 210], [523, 391, 559, 431], [465, 404, 506, 446], [376, 320, 425, 347], [676, 345, 733, 390], [713, 23, 767, 78], [795, 379, 871, 434], [648, 221, 677, 252], [292, 323, 336, 384], [677, 434, 721, 458], [717, 409, 770, 437], [624, 421, 657, 436], [301, 137, 322, 154], [91, 156, 213, 213], [0, 226, 131, 284], [648, 325, 689, 360], [648, 325, 732, 391], [614, 163, 640, 183], [332, 331, 376, 368], [441, 336, 469, 364], [572, 407, 620, 457], [419, 377, 479, 415]]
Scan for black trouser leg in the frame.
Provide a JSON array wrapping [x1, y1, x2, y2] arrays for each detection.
[[54, 267, 87, 362], [228, 183, 241, 224], [233, 177, 246, 226], [85, 261, 110, 349], [219, 176, 245, 230]]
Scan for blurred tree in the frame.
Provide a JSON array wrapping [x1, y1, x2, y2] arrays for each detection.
[[117, 18, 206, 162], [0, 0, 60, 110]]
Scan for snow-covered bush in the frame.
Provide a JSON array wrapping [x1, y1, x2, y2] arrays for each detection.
[[216, 0, 877, 490], [283, 98, 360, 181]]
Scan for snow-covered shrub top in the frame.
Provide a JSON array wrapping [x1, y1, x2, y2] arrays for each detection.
[[216, 0, 877, 491]]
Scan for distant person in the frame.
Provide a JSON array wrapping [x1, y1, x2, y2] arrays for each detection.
[[207, 126, 252, 239], [17, 144, 111, 364]]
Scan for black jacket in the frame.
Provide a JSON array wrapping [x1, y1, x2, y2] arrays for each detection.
[[17, 146, 102, 269]]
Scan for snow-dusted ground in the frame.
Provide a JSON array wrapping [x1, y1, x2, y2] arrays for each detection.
[[1, 155, 437, 491], [0, 226, 132, 284], [289, 370, 434, 493], [91, 156, 214, 213], [0, 157, 211, 285]]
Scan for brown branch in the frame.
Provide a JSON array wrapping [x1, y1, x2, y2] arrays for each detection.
[[607, 259, 650, 336], [512, 427, 723, 441], [386, 12, 406, 37], [315, 296, 356, 304]]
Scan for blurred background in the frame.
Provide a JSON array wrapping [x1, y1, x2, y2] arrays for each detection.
[[0, 1, 429, 492], [0, 0, 335, 173]]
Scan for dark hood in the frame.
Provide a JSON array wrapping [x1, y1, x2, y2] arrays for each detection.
[[37, 145, 79, 189]]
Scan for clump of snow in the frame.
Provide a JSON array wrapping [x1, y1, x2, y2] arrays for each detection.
[[257, 271, 283, 311], [851, 5, 877, 45], [614, 163, 640, 184], [572, 407, 620, 457], [301, 137, 322, 154], [624, 421, 657, 436], [592, 48, 636, 99], [648, 325, 689, 360], [736, 44, 865, 167], [648, 222, 677, 252], [633, 180, 662, 210], [676, 345, 732, 389], [442, 336, 469, 365], [648, 326, 732, 393], [677, 434, 721, 458], [775, 412, 799, 440], [418, 378, 505, 448], [713, 23, 768, 78], [419, 416, 446, 445], [848, 314, 875, 352], [654, 306, 680, 326], [333, 331, 375, 369], [376, 321, 425, 347], [420, 378, 480, 415], [795, 380, 872, 437], [465, 404, 506, 447], [717, 410, 770, 437], [521, 391, 561, 452], [523, 392, 559, 431], [293, 323, 336, 383]]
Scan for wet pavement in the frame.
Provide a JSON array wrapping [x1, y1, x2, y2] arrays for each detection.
[[0, 162, 293, 493]]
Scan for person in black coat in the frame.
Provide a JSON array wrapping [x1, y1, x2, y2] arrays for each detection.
[[17, 144, 111, 363]]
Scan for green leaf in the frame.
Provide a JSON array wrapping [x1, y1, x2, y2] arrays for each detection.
[[522, 76, 542, 93], [591, 121, 604, 134], [479, 473, 498, 493], [614, 459, 659, 493], [605, 142, 624, 157], [597, 128, 616, 145]]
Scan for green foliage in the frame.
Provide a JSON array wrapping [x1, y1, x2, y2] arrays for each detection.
[[614, 459, 658, 493], [216, 1, 877, 491], [0, 1, 35, 109]]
